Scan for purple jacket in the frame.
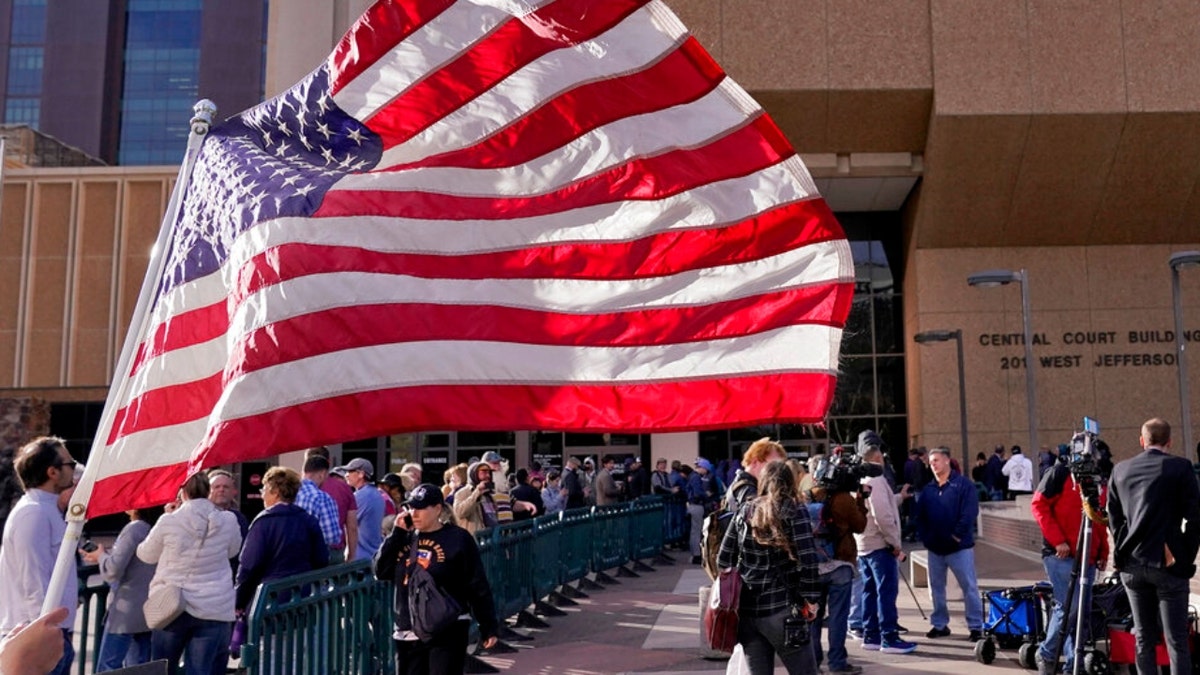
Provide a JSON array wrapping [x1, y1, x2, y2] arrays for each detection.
[[235, 503, 329, 610]]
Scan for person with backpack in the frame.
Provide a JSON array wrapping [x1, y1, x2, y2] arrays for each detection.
[[716, 461, 821, 673], [806, 480, 868, 674], [701, 439, 788, 579], [852, 444, 917, 655]]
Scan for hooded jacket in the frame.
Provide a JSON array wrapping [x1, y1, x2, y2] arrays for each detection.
[[137, 498, 243, 622], [453, 461, 508, 535]]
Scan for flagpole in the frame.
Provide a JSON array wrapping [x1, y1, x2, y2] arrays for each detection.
[[41, 99, 218, 617]]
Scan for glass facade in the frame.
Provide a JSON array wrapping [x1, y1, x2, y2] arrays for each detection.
[[117, 0, 203, 165], [4, 0, 46, 127]]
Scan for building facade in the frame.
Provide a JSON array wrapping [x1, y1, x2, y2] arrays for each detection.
[[1, 0, 1198, 479], [0, 0, 268, 165]]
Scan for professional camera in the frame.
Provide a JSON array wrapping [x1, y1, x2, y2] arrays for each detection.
[[815, 446, 882, 492], [1069, 416, 1104, 505]]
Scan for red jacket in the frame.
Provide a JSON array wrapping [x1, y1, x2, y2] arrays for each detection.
[[1030, 464, 1109, 565]]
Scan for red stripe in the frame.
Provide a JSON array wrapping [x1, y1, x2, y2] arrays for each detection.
[[108, 281, 851, 443], [317, 115, 792, 221], [328, 0, 457, 96], [87, 462, 192, 519], [131, 198, 837, 376], [395, 37, 725, 170], [130, 302, 229, 377], [192, 373, 839, 470], [364, 0, 649, 147], [107, 372, 223, 446], [227, 282, 853, 379], [241, 199, 839, 288]]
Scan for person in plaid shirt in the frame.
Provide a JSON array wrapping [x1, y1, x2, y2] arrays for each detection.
[[717, 461, 821, 674], [297, 456, 345, 563]]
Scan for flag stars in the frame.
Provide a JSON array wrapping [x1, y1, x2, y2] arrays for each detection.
[[274, 141, 292, 158], [316, 122, 332, 140], [282, 174, 302, 187], [276, 121, 292, 137], [295, 184, 316, 197], [346, 128, 365, 145], [320, 147, 335, 165]]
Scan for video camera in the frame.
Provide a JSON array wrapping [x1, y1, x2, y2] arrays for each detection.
[[1069, 416, 1104, 504], [815, 446, 882, 493]]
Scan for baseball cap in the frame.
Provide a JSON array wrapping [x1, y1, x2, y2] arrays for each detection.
[[481, 451, 503, 464], [379, 473, 405, 490], [334, 457, 375, 479], [405, 483, 445, 509], [695, 458, 714, 473]]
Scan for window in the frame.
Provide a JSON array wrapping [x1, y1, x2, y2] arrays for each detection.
[[5, 98, 39, 126]]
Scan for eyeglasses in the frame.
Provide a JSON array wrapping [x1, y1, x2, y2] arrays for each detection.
[[54, 460, 77, 469]]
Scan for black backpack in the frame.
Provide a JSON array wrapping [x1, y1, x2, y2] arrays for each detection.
[[701, 477, 753, 581]]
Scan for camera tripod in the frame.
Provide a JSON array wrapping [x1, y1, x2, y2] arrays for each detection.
[[1044, 482, 1108, 675]]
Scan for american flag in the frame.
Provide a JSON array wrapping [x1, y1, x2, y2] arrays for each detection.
[[73, 0, 853, 517]]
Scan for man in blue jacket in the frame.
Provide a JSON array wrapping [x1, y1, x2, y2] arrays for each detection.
[[915, 446, 983, 641]]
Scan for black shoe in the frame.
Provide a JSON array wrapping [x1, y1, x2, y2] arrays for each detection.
[[691, 555, 702, 565], [926, 626, 951, 638], [896, 624, 910, 634], [967, 630, 983, 642]]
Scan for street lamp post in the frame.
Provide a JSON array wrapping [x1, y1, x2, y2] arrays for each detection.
[[915, 329, 968, 469], [968, 268, 1041, 483], [1169, 251, 1200, 463]]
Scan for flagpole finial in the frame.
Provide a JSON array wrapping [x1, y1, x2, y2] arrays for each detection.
[[191, 99, 218, 135]]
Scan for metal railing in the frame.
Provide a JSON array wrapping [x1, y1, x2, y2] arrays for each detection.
[[238, 494, 687, 675]]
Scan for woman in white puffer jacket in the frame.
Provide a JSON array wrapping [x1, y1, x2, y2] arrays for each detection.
[[137, 472, 243, 675]]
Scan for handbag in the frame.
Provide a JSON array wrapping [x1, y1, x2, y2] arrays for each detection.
[[406, 531, 462, 641], [144, 514, 212, 630], [703, 511, 744, 652]]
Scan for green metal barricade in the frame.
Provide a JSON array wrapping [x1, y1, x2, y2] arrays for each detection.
[[476, 520, 535, 621], [627, 496, 664, 561], [77, 568, 109, 675], [241, 560, 392, 675], [557, 507, 594, 583], [591, 503, 631, 573], [530, 514, 563, 601]]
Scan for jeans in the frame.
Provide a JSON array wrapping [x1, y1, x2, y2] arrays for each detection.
[[394, 620, 469, 675], [859, 549, 900, 643], [48, 631, 74, 675], [686, 503, 705, 556], [96, 630, 152, 672], [1121, 565, 1192, 675], [151, 613, 232, 675], [811, 565, 854, 669], [847, 568, 864, 631], [1038, 555, 1094, 671], [738, 607, 819, 675], [928, 547, 983, 631]]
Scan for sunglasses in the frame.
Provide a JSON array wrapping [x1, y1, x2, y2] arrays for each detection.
[[55, 460, 77, 469]]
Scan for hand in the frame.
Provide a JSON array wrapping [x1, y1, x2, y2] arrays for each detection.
[[1054, 542, 1070, 559], [482, 636, 498, 649], [1096, 559, 1107, 572], [516, 500, 537, 516], [1165, 544, 1176, 568], [900, 484, 911, 499], [80, 544, 105, 564], [0, 606, 68, 675], [893, 548, 907, 563]]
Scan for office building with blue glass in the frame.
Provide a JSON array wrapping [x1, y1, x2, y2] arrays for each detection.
[[0, 0, 267, 165]]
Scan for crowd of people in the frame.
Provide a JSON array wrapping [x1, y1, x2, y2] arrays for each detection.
[[2, 418, 1198, 675]]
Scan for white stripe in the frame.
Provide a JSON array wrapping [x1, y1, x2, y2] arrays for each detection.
[[77, 418, 210, 495], [343, 81, 752, 196], [131, 238, 850, 394], [144, 164, 820, 337], [377, 2, 690, 167], [331, 1, 509, 120], [211, 323, 843, 420]]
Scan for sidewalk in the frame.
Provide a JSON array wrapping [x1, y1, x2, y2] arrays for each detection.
[[476, 540, 1053, 674]]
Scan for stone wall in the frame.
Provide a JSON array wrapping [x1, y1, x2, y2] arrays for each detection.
[[0, 397, 50, 537]]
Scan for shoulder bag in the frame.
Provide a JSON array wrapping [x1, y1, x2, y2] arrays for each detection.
[[702, 511, 743, 652], [407, 531, 463, 641], [144, 515, 211, 630]]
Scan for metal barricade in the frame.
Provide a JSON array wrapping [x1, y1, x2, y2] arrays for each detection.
[[477, 520, 535, 621], [590, 503, 631, 573], [241, 560, 392, 675], [627, 496, 664, 561], [557, 507, 594, 583], [77, 567, 109, 675], [529, 514, 563, 601]]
